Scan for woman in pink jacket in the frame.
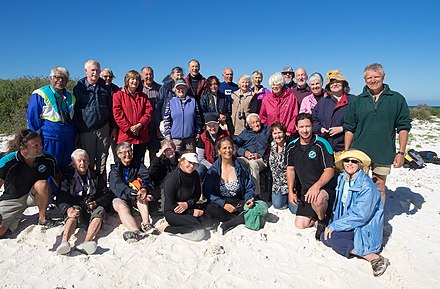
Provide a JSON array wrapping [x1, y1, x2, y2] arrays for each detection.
[[113, 70, 153, 164], [300, 72, 327, 114], [260, 72, 298, 135]]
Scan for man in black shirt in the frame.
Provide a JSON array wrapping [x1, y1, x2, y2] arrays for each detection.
[[286, 113, 336, 239], [0, 129, 61, 237]]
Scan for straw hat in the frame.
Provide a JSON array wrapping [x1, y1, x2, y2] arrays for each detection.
[[335, 149, 371, 173], [325, 69, 348, 90]]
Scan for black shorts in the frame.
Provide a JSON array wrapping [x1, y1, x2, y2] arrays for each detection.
[[295, 187, 335, 219]]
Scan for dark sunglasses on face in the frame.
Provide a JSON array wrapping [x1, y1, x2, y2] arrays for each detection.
[[343, 158, 360, 164]]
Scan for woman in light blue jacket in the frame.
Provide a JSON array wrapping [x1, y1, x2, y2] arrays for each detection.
[[321, 149, 390, 277]]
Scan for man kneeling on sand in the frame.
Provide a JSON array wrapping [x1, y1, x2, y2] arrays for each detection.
[[56, 149, 113, 255], [0, 129, 62, 238]]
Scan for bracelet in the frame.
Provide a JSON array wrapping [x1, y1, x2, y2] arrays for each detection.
[[397, 151, 405, 156]]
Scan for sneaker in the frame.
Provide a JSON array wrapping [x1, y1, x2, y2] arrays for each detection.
[[141, 223, 159, 235], [123, 230, 147, 243], [371, 255, 390, 277], [38, 218, 63, 229], [56, 242, 71, 255], [315, 220, 326, 241], [76, 241, 97, 255]]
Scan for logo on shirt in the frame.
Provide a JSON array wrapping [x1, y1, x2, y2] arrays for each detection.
[[38, 165, 47, 173], [308, 151, 317, 159], [225, 89, 232, 95]]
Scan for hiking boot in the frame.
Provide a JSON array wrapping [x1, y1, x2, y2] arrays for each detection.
[[371, 255, 390, 277], [38, 218, 63, 229], [123, 230, 147, 243], [315, 220, 326, 241], [141, 223, 159, 235]]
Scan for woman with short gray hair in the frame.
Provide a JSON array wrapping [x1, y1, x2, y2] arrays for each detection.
[[231, 74, 255, 136], [300, 72, 326, 113], [251, 70, 271, 114]]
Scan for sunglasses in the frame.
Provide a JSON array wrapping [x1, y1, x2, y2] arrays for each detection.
[[343, 158, 360, 164]]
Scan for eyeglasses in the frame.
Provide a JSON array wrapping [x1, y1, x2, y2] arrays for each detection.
[[101, 75, 113, 79], [118, 150, 133, 155], [343, 158, 360, 164], [51, 75, 67, 81]]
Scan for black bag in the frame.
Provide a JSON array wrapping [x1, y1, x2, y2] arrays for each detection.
[[418, 151, 440, 165], [403, 149, 426, 170]]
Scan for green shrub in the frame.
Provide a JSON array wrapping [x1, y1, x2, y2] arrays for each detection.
[[410, 105, 433, 120]]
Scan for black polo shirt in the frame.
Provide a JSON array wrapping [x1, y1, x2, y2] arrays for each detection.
[[0, 151, 57, 201], [286, 135, 336, 194]]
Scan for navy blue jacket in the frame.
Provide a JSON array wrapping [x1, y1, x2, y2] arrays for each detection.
[[312, 94, 356, 151], [73, 78, 113, 133], [108, 158, 154, 202], [200, 91, 232, 118], [234, 124, 270, 158], [203, 157, 255, 207], [157, 79, 176, 120]]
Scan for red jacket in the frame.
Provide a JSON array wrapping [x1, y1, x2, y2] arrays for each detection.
[[260, 87, 298, 135], [199, 128, 230, 164], [113, 88, 153, 144], [184, 74, 207, 100]]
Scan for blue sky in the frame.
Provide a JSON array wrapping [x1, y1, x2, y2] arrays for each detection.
[[1, 0, 439, 105]]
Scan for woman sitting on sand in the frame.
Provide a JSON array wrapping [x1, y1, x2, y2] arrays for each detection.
[[203, 137, 255, 235], [321, 149, 390, 277], [163, 152, 207, 241]]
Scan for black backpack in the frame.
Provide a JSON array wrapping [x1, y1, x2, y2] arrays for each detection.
[[403, 149, 426, 170]]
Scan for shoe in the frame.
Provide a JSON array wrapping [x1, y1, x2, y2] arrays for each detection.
[[38, 218, 63, 229], [315, 220, 326, 241], [371, 255, 390, 277], [76, 241, 97, 255], [141, 223, 159, 235], [56, 242, 71, 255], [176, 229, 206, 242], [123, 230, 147, 243]]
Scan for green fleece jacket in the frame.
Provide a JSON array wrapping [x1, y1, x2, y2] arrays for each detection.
[[344, 84, 412, 165]]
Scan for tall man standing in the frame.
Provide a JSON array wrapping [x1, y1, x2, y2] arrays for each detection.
[[219, 67, 238, 96], [73, 60, 113, 179], [141, 66, 162, 161], [291, 67, 311, 107], [184, 59, 207, 103], [344, 63, 411, 205]]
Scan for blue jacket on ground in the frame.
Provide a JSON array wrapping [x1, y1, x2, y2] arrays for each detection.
[[203, 157, 255, 208], [163, 95, 202, 139], [328, 170, 384, 256], [234, 124, 270, 157]]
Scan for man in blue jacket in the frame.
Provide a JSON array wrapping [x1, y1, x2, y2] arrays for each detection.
[[235, 113, 270, 196]]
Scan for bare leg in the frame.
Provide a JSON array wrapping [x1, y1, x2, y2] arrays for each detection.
[[372, 173, 387, 206], [61, 217, 78, 243], [113, 199, 139, 231], [32, 180, 50, 222], [311, 190, 329, 221], [85, 217, 102, 242], [294, 215, 316, 229], [136, 200, 151, 225], [0, 226, 9, 237]]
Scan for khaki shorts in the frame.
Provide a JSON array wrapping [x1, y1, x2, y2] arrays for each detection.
[[371, 163, 392, 176], [0, 191, 36, 232]]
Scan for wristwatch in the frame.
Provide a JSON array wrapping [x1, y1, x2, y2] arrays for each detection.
[[397, 151, 405, 156]]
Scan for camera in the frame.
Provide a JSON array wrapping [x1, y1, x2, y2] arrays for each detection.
[[238, 112, 246, 120]]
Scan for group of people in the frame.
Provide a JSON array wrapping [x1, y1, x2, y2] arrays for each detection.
[[0, 59, 412, 277]]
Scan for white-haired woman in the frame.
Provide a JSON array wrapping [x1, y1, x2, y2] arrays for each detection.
[[260, 72, 299, 135], [322, 149, 389, 277], [231, 74, 255, 136], [250, 70, 271, 113], [300, 72, 326, 113], [56, 149, 113, 255]]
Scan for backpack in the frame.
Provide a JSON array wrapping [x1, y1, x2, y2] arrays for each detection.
[[403, 149, 426, 170], [418, 151, 440, 165]]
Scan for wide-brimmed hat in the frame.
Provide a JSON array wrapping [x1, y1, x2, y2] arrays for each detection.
[[173, 79, 187, 89], [181, 152, 199, 164], [325, 69, 348, 90], [335, 149, 371, 173]]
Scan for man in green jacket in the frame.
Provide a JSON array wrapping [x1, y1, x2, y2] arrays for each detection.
[[344, 63, 411, 205]]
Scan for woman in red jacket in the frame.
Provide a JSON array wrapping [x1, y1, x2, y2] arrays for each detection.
[[113, 70, 153, 164]]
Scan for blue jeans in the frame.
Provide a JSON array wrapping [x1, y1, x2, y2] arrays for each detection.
[[271, 192, 296, 214]]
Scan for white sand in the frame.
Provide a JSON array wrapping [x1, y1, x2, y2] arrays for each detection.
[[1, 119, 439, 289]]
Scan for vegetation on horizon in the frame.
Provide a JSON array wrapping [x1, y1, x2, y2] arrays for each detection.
[[410, 105, 440, 121]]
